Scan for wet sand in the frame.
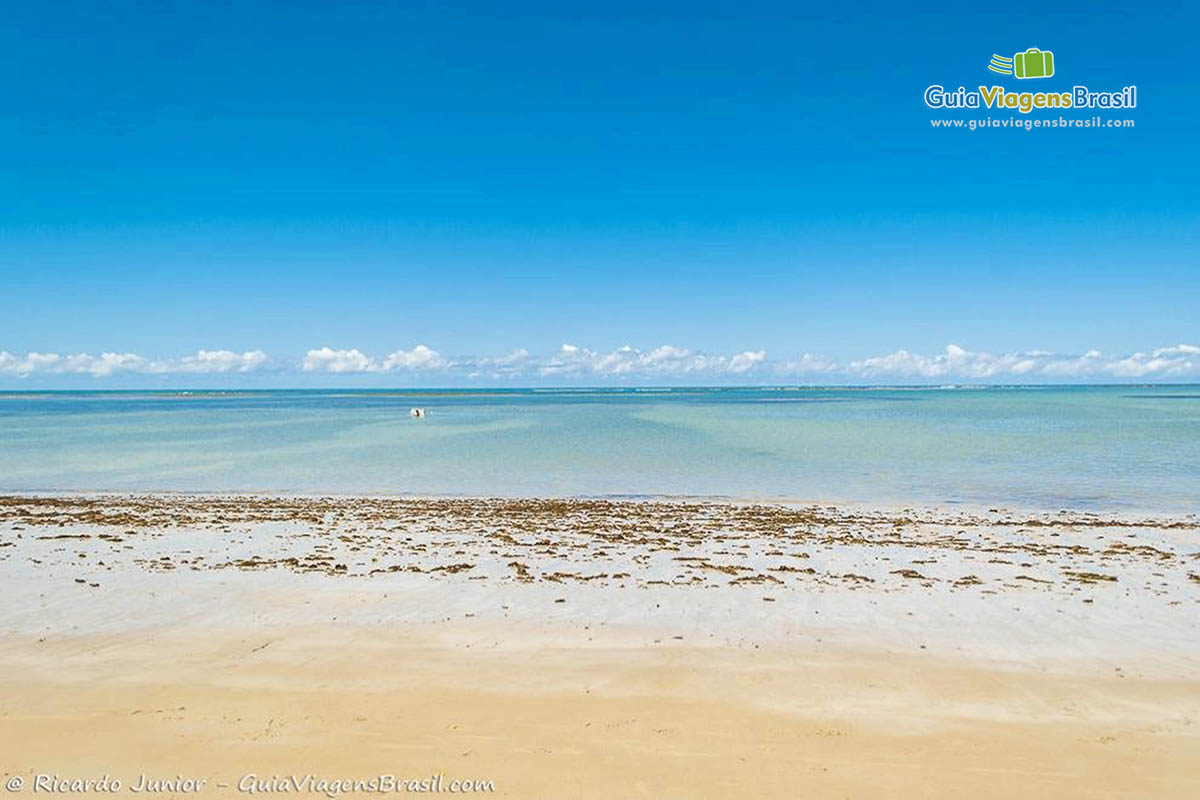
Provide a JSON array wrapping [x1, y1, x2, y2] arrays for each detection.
[[1, 494, 1198, 798]]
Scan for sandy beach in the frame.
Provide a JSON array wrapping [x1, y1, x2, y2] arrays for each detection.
[[1, 494, 1198, 798]]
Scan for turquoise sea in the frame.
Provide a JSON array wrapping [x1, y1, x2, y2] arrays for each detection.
[[1, 387, 1197, 513]]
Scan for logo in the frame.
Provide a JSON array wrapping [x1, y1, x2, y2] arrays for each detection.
[[989, 48, 1055, 79], [924, 47, 1136, 115]]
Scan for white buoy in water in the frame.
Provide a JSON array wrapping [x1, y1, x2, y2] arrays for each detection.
[[409, 408, 426, 418]]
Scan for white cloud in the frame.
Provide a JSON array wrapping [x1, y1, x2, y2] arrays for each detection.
[[1153, 344, 1200, 357], [380, 345, 446, 371], [776, 353, 837, 375], [461, 349, 533, 379], [0, 350, 268, 377], [302, 347, 373, 373], [728, 350, 767, 373], [848, 344, 1034, 379], [302, 345, 445, 373], [848, 344, 1200, 382], [1103, 345, 1200, 378], [539, 344, 769, 378], [157, 350, 269, 374], [3, 343, 1198, 382]]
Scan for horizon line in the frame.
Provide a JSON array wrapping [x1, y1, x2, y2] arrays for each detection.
[[3, 383, 1199, 393]]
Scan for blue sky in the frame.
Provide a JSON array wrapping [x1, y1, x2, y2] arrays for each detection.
[[2, 1, 1196, 385]]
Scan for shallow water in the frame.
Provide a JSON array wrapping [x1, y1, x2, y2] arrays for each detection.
[[1, 386, 1197, 512]]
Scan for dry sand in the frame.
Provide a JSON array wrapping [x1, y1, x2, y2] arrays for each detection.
[[1, 494, 1198, 798]]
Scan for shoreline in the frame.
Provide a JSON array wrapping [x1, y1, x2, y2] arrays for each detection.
[[3, 489, 1197, 526], [2, 492, 1198, 797], [3, 493, 1197, 668]]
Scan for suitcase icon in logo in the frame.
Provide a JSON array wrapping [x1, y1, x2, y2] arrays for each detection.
[[1013, 48, 1054, 79]]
